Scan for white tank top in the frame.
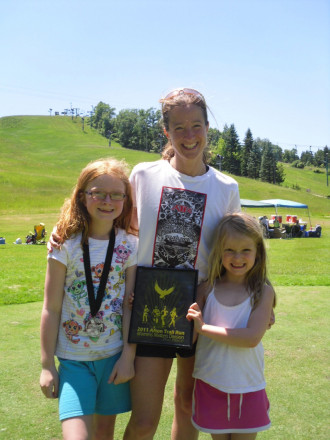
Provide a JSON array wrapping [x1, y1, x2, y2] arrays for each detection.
[[193, 290, 266, 393]]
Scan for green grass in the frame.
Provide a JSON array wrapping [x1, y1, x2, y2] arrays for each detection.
[[1, 288, 328, 439], [1, 115, 329, 218], [0, 116, 158, 215], [0, 229, 329, 306], [281, 162, 330, 198], [0, 115, 329, 439]]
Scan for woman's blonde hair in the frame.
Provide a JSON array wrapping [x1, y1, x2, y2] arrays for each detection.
[[56, 158, 136, 245], [160, 88, 210, 163], [208, 212, 276, 308]]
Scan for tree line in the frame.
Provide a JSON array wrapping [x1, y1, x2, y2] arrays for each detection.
[[86, 101, 329, 185]]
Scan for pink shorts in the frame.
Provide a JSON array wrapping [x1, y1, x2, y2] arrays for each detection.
[[192, 379, 271, 434]]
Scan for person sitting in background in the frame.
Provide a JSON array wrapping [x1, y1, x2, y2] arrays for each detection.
[[259, 216, 272, 238], [273, 217, 280, 228], [291, 220, 302, 238]]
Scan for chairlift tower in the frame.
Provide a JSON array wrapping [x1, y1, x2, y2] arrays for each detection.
[[216, 154, 223, 171], [107, 130, 112, 147]]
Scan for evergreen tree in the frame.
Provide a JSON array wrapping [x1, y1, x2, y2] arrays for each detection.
[[220, 124, 241, 175], [259, 141, 276, 183], [272, 145, 283, 162], [247, 142, 262, 179], [241, 128, 254, 176], [275, 162, 285, 184], [208, 128, 222, 148]]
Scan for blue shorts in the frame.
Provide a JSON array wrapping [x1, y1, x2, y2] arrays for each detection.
[[58, 352, 131, 421]]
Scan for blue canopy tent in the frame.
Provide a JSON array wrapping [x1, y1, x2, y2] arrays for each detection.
[[260, 199, 311, 227], [240, 199, 274, 208], [241, 198, 311, 227]]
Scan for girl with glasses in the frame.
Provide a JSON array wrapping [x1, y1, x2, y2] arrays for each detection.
[[40, 158, 138, 440]]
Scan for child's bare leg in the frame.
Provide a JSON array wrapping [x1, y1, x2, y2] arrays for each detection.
[[62, 415, 93, 440], [93, 414, 116, 440], [231, 434, 257, 440], [171, 355, 198, 440], [212, 435, 257, 440]]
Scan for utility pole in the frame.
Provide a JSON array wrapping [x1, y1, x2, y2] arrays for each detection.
[[325, 150, 328, 187], [90, 105, 94, 129], [144, 124, 148, 152], [107, 130, 112, 147], [216, 154, 223, 171], [158, 133, 163, 153]]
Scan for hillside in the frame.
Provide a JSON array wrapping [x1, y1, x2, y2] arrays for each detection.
[[0, 116, 329, 225], [0, 115, 156, 216]]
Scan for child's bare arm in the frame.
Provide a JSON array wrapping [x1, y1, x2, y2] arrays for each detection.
[[40, 259, 66, 398], [108, 264, 137, 384], [127, 291, 134, 310], [187, 281, 212, 342], [187, 285, 275, 348]]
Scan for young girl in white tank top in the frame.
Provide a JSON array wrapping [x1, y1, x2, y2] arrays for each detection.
[[187, 212, 276, 439]]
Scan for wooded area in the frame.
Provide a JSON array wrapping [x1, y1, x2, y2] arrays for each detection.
[[68, 101, 329, 186]]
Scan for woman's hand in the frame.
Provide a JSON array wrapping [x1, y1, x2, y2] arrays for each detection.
[[47, 230, 62, 253]]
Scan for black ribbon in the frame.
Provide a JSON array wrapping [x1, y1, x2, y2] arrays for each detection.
[[82, 228, 116, 317]]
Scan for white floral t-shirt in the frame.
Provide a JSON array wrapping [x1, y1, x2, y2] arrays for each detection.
[[48, 229, 138, 361]]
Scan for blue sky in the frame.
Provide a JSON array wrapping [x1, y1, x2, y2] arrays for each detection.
[[1, 0, 329, 154]]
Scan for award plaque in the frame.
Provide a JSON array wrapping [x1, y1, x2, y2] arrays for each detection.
[[128, 266, 198, 348]]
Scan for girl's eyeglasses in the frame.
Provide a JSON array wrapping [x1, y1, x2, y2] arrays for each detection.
[[160, 88, 205, 103], [85, 191, 126, 201]]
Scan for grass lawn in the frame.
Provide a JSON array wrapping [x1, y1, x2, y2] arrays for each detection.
[[1, 287, 329, 440], [1, 218, 329, 306], [1, 115, 329, 439]]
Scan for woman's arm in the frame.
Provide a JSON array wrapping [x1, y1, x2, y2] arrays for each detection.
[[195, 280, 212, 310], [40, 259, 66, 398], [190, 280, 213, 342], [130, 207, 139, 231], [108, 264, 137, 384], [187, 285, 275, 348]]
